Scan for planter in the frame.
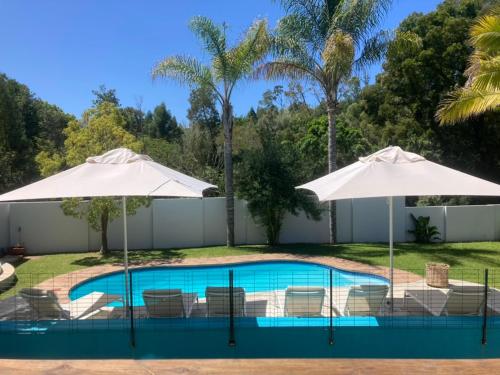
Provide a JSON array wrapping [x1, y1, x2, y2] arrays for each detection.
[[426, 262, 449, 288], [7, 246, 25, 256]]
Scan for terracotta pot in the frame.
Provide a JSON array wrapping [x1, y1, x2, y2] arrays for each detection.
[[8, 246, 25, 256]]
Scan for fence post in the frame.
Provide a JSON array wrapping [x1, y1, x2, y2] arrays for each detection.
[[329, 269, 334, 345], [129, 271, 136, 348], [482, 268, 489, 345], [228, 269, 236, 346]]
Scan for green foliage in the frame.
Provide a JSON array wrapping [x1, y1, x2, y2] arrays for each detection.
[[153, 16, 270, 247], [91, 84, 120, 107], [36, 102, 146, 254], [339, 0, 500, 193], [144, 103, 182, 142], [61, 197, 149, 233], [408, 214, 441, 243], [236, 128, 321, 245], [0, 73, 73, 193], [437, 5, 500, 124]]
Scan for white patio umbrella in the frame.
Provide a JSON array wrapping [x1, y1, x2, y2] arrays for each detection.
[[297, 146, 500, 306], [0, 148, 216, 312]]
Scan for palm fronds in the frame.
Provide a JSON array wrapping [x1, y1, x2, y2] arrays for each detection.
[[437, 6, 500, 125], [322, 30, 354, 81], [436, 88, 500, 125], [152, 55, 215, 91]]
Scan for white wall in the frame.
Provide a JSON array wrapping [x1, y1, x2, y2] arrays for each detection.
[[1, 198, 499, 254], [446, 205, 496, 242], [0, 204, 9, 249]]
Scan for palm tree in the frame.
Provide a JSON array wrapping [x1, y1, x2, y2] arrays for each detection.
[[153, 17, 268, 246], [437, 6, 500, 125], [257, 0, 394, 243]]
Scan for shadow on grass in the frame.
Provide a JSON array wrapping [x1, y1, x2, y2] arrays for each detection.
[[69, 243, 500, 271], [70, 249, 187, 267], [238, 243, 500, 269]]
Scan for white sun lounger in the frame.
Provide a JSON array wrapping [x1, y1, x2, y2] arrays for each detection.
[[284, 286, 326, 317], [143, 289, 198, 318], [19, 288, 122, 320], [338, 285, 389, 316], [206, 287, 246, 317], [405, 285, 486, 316]]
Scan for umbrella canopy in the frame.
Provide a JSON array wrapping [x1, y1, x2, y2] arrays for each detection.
[[0, 148, 216, 201], [298, 146, 500, 200], [297, 146, 500, 308], [0, 148, 217, 315]]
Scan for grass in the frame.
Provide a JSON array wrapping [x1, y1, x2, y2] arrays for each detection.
[[2, 241, 500, 299]]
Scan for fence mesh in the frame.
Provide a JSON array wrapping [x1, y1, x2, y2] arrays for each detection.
[[0, 267, 499, 333]]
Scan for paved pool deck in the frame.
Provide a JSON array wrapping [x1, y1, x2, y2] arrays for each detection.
[[0, 358, 499, 374], [34, 253, 421, 303]]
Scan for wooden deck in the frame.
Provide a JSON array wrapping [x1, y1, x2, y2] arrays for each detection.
[[1, 358, 500, 375]]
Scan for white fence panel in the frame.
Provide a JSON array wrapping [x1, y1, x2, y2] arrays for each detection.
[[1, 198, 500, 255], [0, 204, 9, 249], [9, 202, 89, 254], [279, 209, 329, 244], [446, 205, 496, 242], [352, 197, 406, 243], [153, 199, 204, 249], [202, 198, 227, 246], [107, 204, 153, 250]]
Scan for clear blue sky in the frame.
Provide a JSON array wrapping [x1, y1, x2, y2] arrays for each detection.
[[0, 0, 441, 124]]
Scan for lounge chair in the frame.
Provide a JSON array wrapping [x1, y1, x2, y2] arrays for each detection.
[[19, 288, 122, 320], [341, 285, 389, 316], [405, 285, 485, 316], [142, 289, 198, 318], [284, 286, 326, 317], [206, 287, 246, 317]]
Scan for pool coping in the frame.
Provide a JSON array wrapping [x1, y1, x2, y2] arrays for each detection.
[[33, 253, 421, 303]]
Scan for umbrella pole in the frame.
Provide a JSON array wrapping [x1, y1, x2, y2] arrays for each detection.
[[388, 196, 394, 312], [123, 196, 130, 317]]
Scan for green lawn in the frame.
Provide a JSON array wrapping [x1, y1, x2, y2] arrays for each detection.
[[2, 241, 500, 299]]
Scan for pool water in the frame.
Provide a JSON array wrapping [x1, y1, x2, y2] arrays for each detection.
[[69, 261, 387, 307]]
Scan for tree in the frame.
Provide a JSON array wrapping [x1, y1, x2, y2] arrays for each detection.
[[144, 103, 182, 142], [0, 73, 72, 193], [337, 0, 500, 204], [437, 5, 500, 124], [91, 85, 120, 107], [36, 102, 145, 255], [187, 86, 220, 138], [152, 16, 269, 246], [258, 0, 396, 243], [236, 128, 321, 245]]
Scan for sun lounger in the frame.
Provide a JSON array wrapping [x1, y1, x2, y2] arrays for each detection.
[[206, 287, 246, 317], [340, 285, 389, 316], [405, 285, 485, 316], [284, 286, 326, 317], [143, 289, 198, 318], [19, 288, 122, 320]]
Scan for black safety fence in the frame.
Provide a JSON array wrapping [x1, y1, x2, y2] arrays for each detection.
[[1, 267, 499, 348]]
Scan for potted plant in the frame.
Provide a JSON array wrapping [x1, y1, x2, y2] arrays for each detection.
[[8, 227, 25, 256]]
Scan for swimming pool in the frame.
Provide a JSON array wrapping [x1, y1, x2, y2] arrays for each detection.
[[69, 261, 388, 307]]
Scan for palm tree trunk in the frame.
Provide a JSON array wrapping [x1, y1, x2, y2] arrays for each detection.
[[326, 93, 338, 244], [222, 100, 235, 247]]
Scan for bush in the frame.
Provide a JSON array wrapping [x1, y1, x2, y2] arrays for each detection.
[[236, 131, 322, 245]]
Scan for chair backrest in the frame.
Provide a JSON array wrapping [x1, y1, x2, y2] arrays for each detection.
[[344, 285, 389, 316], [445, 286, 485, 315], [19, 288, 68, 319], [206, 287, 246, 317], [143, 289, 185, 318], [284, 286, 326, 317]]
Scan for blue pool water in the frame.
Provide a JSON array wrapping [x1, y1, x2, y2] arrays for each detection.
[[69, 261, 387, 307]]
